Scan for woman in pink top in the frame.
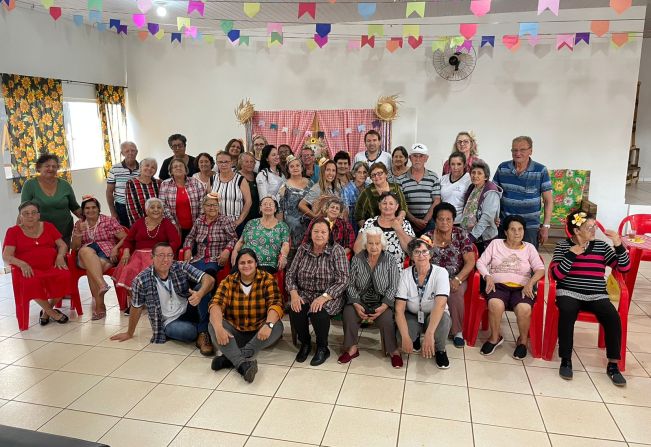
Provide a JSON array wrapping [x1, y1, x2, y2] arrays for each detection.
[[476, 215, 545, 360]]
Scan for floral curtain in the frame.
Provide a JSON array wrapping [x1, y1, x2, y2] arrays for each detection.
[[251, 110, 316, 155], [316, 109, 390, 159], [1, 74, 70, 192], [96, 84, 127, 177]]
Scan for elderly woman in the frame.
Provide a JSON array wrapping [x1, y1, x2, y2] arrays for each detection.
[[356, 191, 415, 268], [256, 145, 285, 200], [113, 198, 181, 295], [341, 228, 402, 367], [476, 215, 545, 359], [298, 159, 341, 221], [341, 161, 369, 233], [389, 146, 409, 181], [3, 201, 71, 324], [71, 196, 127, 320], [287, 218, 349, 366], [160, 158, 206, 241], [225, 138, 245, 168], [192, 152, 216, 190], [355, 162, 407, 228], [20, 153, 82, 245], [209, 249, 284, 383], [425, 202, 475, 348], [125, 157, 160, 226], [442, 131, 480, 175], [232, 196, 290, 274], [278, 155, 313, 260], [460, 160, 502, 255], [395, 238, 452, 368], [440, 152, 471, 224], [302, 196, 355, 255], [213, 151, 252, 236], [552, 212, 630, 386]]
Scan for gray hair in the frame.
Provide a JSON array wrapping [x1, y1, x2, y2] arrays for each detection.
[[471, 159, 490, 179], [140, 157, 158, 170], [352, 161, 369, 174], [512, 135, 533, 149], [360, 227, 388, 250], [145, 197, 164, 210], [120, 141, 138, 152]]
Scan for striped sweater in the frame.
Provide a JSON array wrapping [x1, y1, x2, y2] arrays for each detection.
[[551, 239, 630, 301]]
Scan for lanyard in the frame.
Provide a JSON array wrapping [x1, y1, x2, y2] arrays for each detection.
[[155, 275, 173, 296], [412, 265, 432, 311]]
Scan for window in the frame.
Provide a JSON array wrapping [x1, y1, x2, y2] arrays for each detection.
[[1, 98, 12, 180], [63, 100, 104, 170]]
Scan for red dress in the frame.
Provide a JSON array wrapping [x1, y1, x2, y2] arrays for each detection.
[[3, 222, 71, 299]]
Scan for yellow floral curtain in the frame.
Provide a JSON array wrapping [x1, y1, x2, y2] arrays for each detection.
[[1, 74, 71, 192], [96, 84, 127, 177]]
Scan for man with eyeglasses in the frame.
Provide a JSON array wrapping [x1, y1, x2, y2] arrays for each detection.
[[159, 134, 198, 181], [111, 242, 215, 349], [493, 136, 552, 249]]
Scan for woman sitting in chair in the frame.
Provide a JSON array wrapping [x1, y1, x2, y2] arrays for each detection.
[[302, 196, 355, 256], [70, 195, 127, 320], [552, 211, 630, 386], [3, 201, 71, 325], [476, 215, 545, 359]]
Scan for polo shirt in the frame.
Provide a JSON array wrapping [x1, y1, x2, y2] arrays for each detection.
[[107, 161, 140, 204], [492, 158, 552, 228], [396, 168, 441, 219], [396, 265, 450, 315]]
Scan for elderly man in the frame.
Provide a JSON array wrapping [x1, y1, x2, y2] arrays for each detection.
[[159, 133, 197, 181], [111, 242, 216, 355], [301, 146, 320, 183], [354, 130, 392, 170], [396, 143, 441, 236], [492, 136, 552, 248], [106, 141, 139, 227]]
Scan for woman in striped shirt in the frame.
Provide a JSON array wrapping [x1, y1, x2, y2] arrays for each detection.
[[212, 151, 252, 236], [551, 212, 630, 386], [125, 158, 160, 226]]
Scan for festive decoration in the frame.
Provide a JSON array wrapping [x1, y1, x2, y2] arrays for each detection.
[[298, 2, 316, 19], [575, 32, 590, 45], [403, 25, 419, 38], [73, 14, 83, 26], [358, 3, 376, 19], [171, 32, 182, 43], [386, 39, 401, 53], [267, 23, 283, 34], [460, 23, 477, 40], [228, 29, 240, 42], [132, 14, 146, 28], [188, 0, 204, 16], [556, 34, 573, 51], [137, 0, 151, 14], [314, 34, 328, 48], [148, 23, 159, 35], [89, 10, 102, 23], [306, 39, 317, 51], [41, 0, 53, 9], [109, 19, 120, 30], [503, 35, 520, 51], [537, 0, 559, 16], [470, 0, 491, 17], [519, 22, 539, 37], [88, 0, 102, 11], [528, 35, 541, 47], [611, 32, 629, 47], [185, 26, 198, 39], [316, 23, 331, 37], [243, 3, 260, 18], [361, 35, 375, 48], [406, 2, 425, 18], [138, 31, 148, 41], [368, 24, 383, 37], [177, 17, 190, 31], [591, 20, 609, 37], [610, 0, 632, 14], [220, 20, 234, 34], [375, 95, 399, 121], [480, 36, 495, 47], [49, 6, 61, 20], [347, 40, 361, 50], [408, 35, 423, 49], [457, 40, 473, 52]]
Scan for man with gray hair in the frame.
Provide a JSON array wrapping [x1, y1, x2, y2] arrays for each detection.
[[106, 141, 140, 227], [493, 136, 552, 248]]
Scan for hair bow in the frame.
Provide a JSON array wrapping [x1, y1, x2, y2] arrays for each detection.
[[571, 212, 587, 227]]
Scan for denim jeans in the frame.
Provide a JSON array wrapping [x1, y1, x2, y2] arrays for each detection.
[[190, 261, 221, 332], [164, 283, 213, 340], [209, 319, 284, 368]]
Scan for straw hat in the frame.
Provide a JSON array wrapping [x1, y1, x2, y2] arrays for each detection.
[[375, 95, 400, 121], [234, 99, 255, 124]]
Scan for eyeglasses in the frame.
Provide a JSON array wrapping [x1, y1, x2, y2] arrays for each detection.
[[370, 171, 385, 178], [153, 254, 174, 259], [170, 143, 184, 149], [582, 224, 597, 231], [20, 211, 39, 216], [456, 140, 471, 145], [412, 249, 430, 257], [204, 203, 219, 208], [511, 148, 531, 153]]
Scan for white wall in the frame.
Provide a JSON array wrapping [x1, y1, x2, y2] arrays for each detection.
[[127, 6, 646, 229], [636, 37, 651, 181]]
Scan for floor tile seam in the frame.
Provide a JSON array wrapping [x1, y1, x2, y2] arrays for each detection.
[[522, 357, 553, 439], [317, 356, 352, 447], [470, 420, 550, 434], [56, 348, 136, 378], [245, 362, 293, 438], [243, 434, 318, 446], [39, 408, 122, 443], [395, 360, 409, 447], [628, 351, 651, 376]]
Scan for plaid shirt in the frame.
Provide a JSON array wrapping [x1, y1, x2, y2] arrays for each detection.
[[159, 177, 206, 227], [183, 215, 238, 263], [301, 217, 355, 250], [210, 270, 284, 331], [125, 178, 160, 226], [131, 261, 205, 343], [74, 214, 124, 257]]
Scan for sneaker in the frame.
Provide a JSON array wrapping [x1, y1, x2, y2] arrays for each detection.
[[606, 362, 627, 387], [211, 355, 233, 371], [512, 343, 528, 360], [435, 351, 450, 369], [390, 354, 403, 368], [453, 336, 465, 349], [559, 358, 573, 380], [480, 336, 504, 356], [123, 306, 130, 316], [195, 331, 215, 357], [412, 337, 421, 353], [237, 360, 258, 383]]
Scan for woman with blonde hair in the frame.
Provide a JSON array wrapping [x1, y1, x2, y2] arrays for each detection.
[[442, 131, 480, 175]]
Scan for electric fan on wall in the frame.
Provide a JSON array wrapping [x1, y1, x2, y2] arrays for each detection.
[[431, 46, 477, 81]]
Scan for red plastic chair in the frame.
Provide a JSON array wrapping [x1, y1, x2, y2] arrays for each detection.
[[618, 214, 651, 261], [465, 259, 546, 358], [461, 245, 479, 339], [542, 263, 630, 371]]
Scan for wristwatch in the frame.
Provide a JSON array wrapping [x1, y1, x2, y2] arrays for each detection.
[[542, 224, 551, 229], [266, 322, 274, 329]]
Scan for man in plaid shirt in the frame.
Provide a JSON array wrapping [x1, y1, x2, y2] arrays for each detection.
[[111, 242, 215, 351]]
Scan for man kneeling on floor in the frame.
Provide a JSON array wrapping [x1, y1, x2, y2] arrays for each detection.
[[208, 248, 284, 383], [111, 242, 215, 353]]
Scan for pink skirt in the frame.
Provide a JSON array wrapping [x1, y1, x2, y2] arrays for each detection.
[[112, 250, 153, 290], [15, 268, 71, 300]]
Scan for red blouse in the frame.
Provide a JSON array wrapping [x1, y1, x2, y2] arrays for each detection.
[[3, 222, 61, 270], [122, 217, 181, 253], [175, 186, 193, 230]]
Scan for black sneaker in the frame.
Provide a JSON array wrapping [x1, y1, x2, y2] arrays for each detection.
[[412, 337, 421, 353], [559, 358, 573, 380], [513, 344, 527, 360], [480, 336, 504, 356], [606, 362, 627, 387], [123, 306, 130, 316], [237, 360, 258, 383], [435, 351, 450, 369], [211, 355, 233, 371]]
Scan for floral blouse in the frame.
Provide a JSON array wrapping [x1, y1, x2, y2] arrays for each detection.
[[425, 226, 473, 277], [241, 219, 290, 268]]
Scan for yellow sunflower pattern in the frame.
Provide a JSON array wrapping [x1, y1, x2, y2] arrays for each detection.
[[1, 74, 71, 192], [544, 169, 589, 226], [96, 84, 126, 178]]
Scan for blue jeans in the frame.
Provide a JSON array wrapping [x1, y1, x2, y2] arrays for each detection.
[[524, 228, 540, 249], [191, 260, 221, 332], [164, 283, 213, 340]]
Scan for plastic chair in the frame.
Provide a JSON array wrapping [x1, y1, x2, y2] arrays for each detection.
[[465, 259, 546, 358], [461, 245, 479, 339], [542, 263, 630, 371], [618, 214, 651, 261]]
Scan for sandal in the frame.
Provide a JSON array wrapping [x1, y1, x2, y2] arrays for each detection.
[[91, 311, 106, 321], [39, 310, 50, 326], [52, 309, 69, 324], [99, 283, 112, 295]]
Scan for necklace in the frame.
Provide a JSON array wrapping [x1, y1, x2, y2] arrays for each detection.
[[145, 218, 161, 239], [435, 230, 451, 247], [86, 217, 100, 241]]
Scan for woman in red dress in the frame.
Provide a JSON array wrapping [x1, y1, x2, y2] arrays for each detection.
[[2, 201, 71, 325]]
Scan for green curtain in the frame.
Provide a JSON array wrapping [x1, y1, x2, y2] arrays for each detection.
[[1, 74, 71, 192], [96, 84, 127, 177]]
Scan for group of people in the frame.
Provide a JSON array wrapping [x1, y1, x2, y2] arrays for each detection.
[[1, 130, 629, 386]]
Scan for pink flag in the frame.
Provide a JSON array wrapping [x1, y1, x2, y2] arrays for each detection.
[[188, 0, 205, 16], [502, 35, 520, 51], [537, 0, 560, 15], [470, 0, 491, 17], [556, 34, 574, 51], [267, 22, 283, 34], [136, 0, 151, 14], [460, 23, 477, 40], [132, 14, 146, 28], [184, 25, 198, 38], [528, 35, 541, 47], [347, 40, 361, 50]]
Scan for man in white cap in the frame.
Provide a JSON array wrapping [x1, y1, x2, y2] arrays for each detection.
[[396, 143, 441, 236]]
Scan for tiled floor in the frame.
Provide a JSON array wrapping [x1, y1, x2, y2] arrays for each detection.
[[0, 245, 650, 446], [625, 181, 651, 206]]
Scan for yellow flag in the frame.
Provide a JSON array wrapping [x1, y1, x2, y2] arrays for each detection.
[[368, 24, 384, 37], [155, 29, 165, 40], [177, 17, 191, 31], [243, 3, 260, 18], [403, 24, 420, 38], [406, 1, 425, 18], [203, 34, 215, 44], [306, 39, 317, 51]]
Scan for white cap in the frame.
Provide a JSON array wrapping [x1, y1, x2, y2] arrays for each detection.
[[411, 143, 428, 155]]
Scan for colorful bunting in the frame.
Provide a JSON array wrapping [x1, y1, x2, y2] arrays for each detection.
[[314, 34, 328, 48], [2, 0, 16, 11], [49, 6, 61, 20], [155, 29, 165, 39], [137, 0, 152, 14], [148, 23, 159, 35], [109, 18, 120, 30], [611, 32, 629, 47], [449, 36, 464, 48], [270, 32, 283, 45], [519, 22, 539, 37], [227, 29, 240, 42], [361, 35, 375, 48], [203, 34, 215, 44], [137, 31, 148, 41], [470, 0, 491, 17], [267, 22, 282, 34], [171, 32, 182, 43], [177, 17, 190, 31], [556, 34, 574, 51], [457, 40, 473, 52], [306, 39, 317, 51], [96, 22, 107, 32], [188, 0, 205, 16], [316, 23, 331, 38], [133, 14, 146, 28], [88, 0, 102, 11], [460, 23, 477, 40], [41, 0, 53, 8], [537, 0, 559, 16], [243, 3, 260, 18], [610, 0, 632, 14], [403, 25, 420, 38], [347, 40, 361, 50], [220, 20, 234, 34], [431, 38, 447, 52], [480, 35, 495, 47], [185, 25, 198, 38], [118, 24, 128, 35], [575, 32, 590, 45], [368, 24, 383, 37], [528, 35, 541, 47], [386, 40, 400, 53], [358, 3, 376, 19], [502, 35, 520, 51], [406, 2, 425, 18], [89, 10, 102, 23], [591, 20, 609, 37], [240, 36, 250, 46], [298, 2, 316, 19], [407, 35, 423, 49], [73, 14, 84, 26]]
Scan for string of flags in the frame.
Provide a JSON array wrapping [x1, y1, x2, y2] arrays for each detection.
[[2, 0, 639, 52], [256, 120, 382, 137]]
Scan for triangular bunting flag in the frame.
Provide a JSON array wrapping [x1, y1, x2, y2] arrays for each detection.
[[137, 0, 151, 14], [188, 0, 205, 16], [611, 32, 629, 47], [405, 1, 425, 18], [575, 32, 590, 45], [270, 32, 283, 44], [132, 14, 146, 28], [203, 34, 215, 44], [386, 39, 401, 53], [403, 24, 419, 38], [368, 24, 383, 37], [41, 0, 53, 9], [88, 0, 102, 11], [316, 23, 331, 38], [502, 35, 520, 51], [240, 36, 250, 46], [138, 31, 148, 41], [519, 22, 539, 37], [347, 40, 361, 50], [556, 34, 574, 51], [470, 0, 491, 17], [97, 22, 107, 32], [147, 23, 159, 35], [457, 40, 473, 52], [361, 35, 375, 48], [528, 35, 541, 47], [407, 35, 423, 49], [610, 0, 632, 14], [460, 23, 477, 40], [177, 17, 190, 31], [244, 3, 260, 18], [118, 24, 128, 35], [227, 29, 240, 42], [73, 14, 84, 26], [537, 0, 559, 16], [432, 38, 447, 52], [185, 25, 198, 38], [314, 34, 328, 48], [109, 18, 120, 30], [480, 35, 495, 47], [49, 6, 61, 20], [171, 32, 182, 43], [298, 2, 316, 19], [306, 39, 318, 51], [267, 22, 282, 34], [89, 10, 102, 23], [155, 29, 165, 39]]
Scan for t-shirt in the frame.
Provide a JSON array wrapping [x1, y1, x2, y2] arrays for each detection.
[[3, 222, 61, 270], [354, 150, 392, 171], [396, 265, 450, 315], [440, 173, 471, 223], [476, 239, 545, 287], [396, 169, 441, 219], [155, 275, 188, 326], [20, 178, 80, 241], [107, 161, 140, 204], [241, 219, 290, 268]]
